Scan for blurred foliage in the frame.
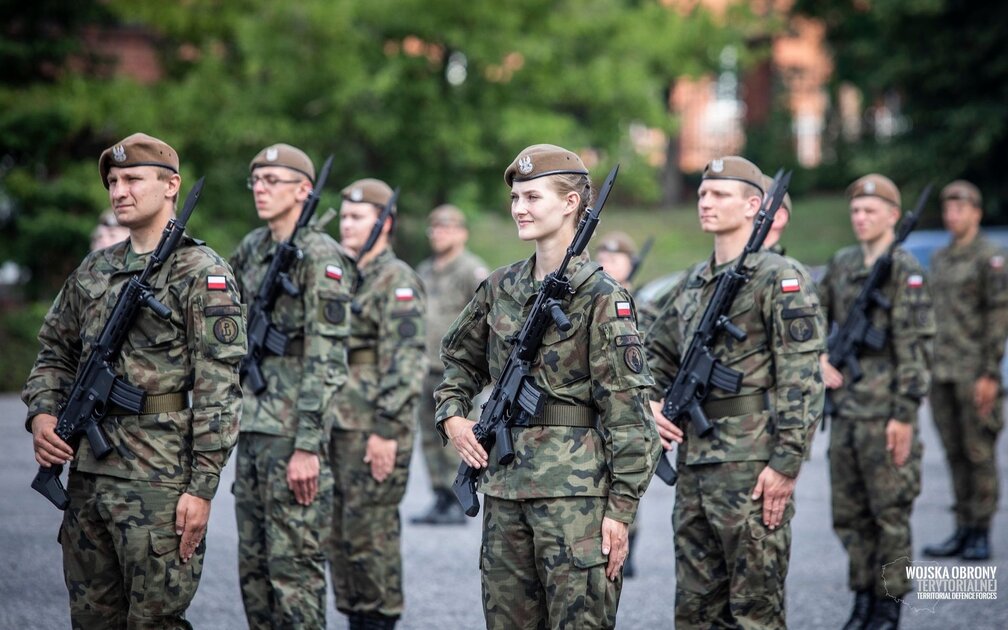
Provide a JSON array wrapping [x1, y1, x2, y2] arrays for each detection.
[[793, 0, 1008, 222]]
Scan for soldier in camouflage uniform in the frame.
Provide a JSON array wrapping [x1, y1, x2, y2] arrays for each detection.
[[329, 178, 427, 629], [436, 144, 659, 629], [923, 180, 1008, 561], [411, 204, 488, 525], [230, 144, 354, 628], [818, 174, 935, 630], [646, 156, 825, 629], [23, 133, 245, 630]]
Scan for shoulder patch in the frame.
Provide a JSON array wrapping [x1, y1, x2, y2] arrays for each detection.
[[907, 274, 923, 289], [990, 255, 1004, 269], [615, 300, 633, 318], [207, 275, 227, 291], [623, 346, 645, 373], [325, 264, 343, 281], [213, 317, 240, 344], [394, 287, 414, 302], [780, 277, 800, 293]]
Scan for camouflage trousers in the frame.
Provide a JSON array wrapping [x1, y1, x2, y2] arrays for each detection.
[[829, 417, 922, 598], [328, 429, 411, 618], [673, 460, 793, 630], [60, 472, 202, 630], [419, 372, 458, 491], [931, 380, 1002, 528], [480, 495, 620, 630], [234, 433, 333, 629]]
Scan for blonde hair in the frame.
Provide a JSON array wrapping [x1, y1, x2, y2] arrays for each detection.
[[546, 172, 593, 224]]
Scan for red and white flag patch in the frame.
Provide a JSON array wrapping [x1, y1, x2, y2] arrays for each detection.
[[394, 287, 414, 302], [991, 255, 1005, 269], [325, 265, 343, 281], [615, 301, 633, 318], [207, 275, 227, 291], [907, 274, 923, 288], [780, 278, 800, 293]]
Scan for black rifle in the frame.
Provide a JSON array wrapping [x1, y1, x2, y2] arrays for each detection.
[[822, 183, 933, 419], [626, 236, 654, 284], [351, 186, 400, 295], [240, 155, 334, 395], [31, 177, 206, 509], [452, 165, 619, 517], [655, 169, 792, 486]]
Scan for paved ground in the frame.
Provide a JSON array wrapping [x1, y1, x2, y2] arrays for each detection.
[[1, 393, 1005, 629]]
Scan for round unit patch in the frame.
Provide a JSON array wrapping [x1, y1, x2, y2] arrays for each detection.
[[213, 317, 240, 344], [788, 317, 813, 342], [398, 320, 417, 338], [324, 300, 346, 325], [623, 345, 645, 373]]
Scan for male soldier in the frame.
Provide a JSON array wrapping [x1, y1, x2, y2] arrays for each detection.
[[819, 174, 934, 629], [90, 209, 130, 252], [329, 178, 427, 629], [923, 180, 1008, 561], [23, 133, 245, 629], [411, 204, 487, 525], [230, 144, 354, 628], [762, 174, 793, 256], [646, 156, 825, 628]]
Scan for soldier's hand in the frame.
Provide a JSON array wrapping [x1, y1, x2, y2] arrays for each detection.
[[751, 466, 796, 530], [31, 413, 74, 467], [820, 354, 844, 389], [601, 516, 629, 581], [364, 434, 397, 482], [885, 419, 913, 467], [287, 449, 321, 506], [175, 493, 211, 564], [649, 399, 683, 450], [444, 415, 488, 469], [974, 375, 999, 418]]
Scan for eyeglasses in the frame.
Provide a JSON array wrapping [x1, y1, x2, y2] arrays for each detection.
[[247, 174, 303, 189]]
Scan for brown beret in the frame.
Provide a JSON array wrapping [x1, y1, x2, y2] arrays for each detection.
[[98, 133, 179, 189], [429, 204, 466, 227], [594, 231, 637, 257], [504, 144, 588, 186], [847, 173, 901, 207], [940, 180, 982, 207], [702, 156, 764, 195], [341, 178, 395, 211], [249, 143, 315, 182], [761, 174, 792, 213]]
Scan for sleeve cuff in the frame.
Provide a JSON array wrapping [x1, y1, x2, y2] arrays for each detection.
[[605, 491, 639, 525], [186, 472, 220, 501], [768, 452, 803, 479], [890, 396, 919, 425]]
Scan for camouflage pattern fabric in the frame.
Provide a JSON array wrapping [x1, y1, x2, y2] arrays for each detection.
[[417, 249, 487, 490], [818, 245, 934, 598], [643, 250, 824, 628], [928, 234, 1008, 528], [328, 247, 426, 617], [229, 225, 353, 627], [434, 253, 658, 627], [829, 418, 922, 597], [22, 237, 244, 625]]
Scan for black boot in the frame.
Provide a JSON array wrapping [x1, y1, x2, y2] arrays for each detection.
[[347, 613, 367, 630], [962, 527, 991, 560], [410, 489, 466, 525], [864, 596, 900, 630], [922, 526, 969, 557], [842, 590, 874, 630], [623, 531, 638, 578], [361, 613, 397, 629]]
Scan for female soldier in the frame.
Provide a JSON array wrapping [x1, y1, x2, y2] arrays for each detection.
[[434, 144, 659, 629]]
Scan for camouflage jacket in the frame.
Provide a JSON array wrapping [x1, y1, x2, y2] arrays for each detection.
[[332, 248, 426, 440], [645, 250, 825, 478], [930, 233, 1008, 382], [818, 245, 935, 424], [417, 249, 488, 373], [21, 237, 246, 500], [230, 225, 354, 452], [434, 253, 659, 524]]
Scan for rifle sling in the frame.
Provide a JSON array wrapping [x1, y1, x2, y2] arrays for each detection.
[[514, 404, 597, 428], [702, 392, 768, 419], [108, 391, 190, 416]]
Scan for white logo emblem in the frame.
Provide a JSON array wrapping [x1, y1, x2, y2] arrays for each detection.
[[350, 188, 363, 202], [112, 145, 127, 163], [266, 147, 279, 161], [710, 158, 724, 173], [517, 156, 534, 175], [864, 181, 876, 194]]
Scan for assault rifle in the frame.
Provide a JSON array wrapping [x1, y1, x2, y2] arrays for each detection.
[[822, 183, 933, 418], [32, 177, 206, 509], [240, 155, 334, 395], [655, 169, 792, 486], [626, 236, 654, 284], [452, 165, 619, 517]]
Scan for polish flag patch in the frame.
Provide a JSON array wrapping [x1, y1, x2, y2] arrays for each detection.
[[207, 275, 227, 291], [780, 278, 800, 293], [395, 287, 414, 302], [615, 301, 633, 318], [907, 274, 924, 288], [991, 255, 1005, 269], [325, 265, 343, 281]]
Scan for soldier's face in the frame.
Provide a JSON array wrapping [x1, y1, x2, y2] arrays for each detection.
[[107, 165, 180, 230], [941, 199, 981, 239], [510, 179, 578, 242], [339, 200, 381, 253], [427, 222, 467, 254], [249, 166, 310, 223], [697, 180, 759, 235], [849, 197, 899, 243], [595, 250, 633, 285]]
